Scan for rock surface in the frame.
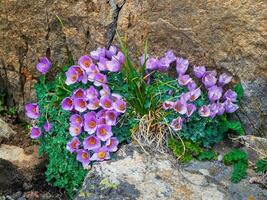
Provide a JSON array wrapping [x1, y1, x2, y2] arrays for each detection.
[[76, 144, 267, 200], [0, 144, 44, 184], [0, 118, 16, 143], [0, 0, 266, 136]]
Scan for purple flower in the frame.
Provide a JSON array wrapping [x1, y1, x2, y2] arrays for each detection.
[[25, 103, 40, 119], [94, 73, 107, 87], [97, 57, 108, 71], [178, 74, 192, 86], [72, 88, 86, 99], [158, 57, 171, 71], [165, 50, 176, 64], [96, 109, 106, 119], [208, 86, 223, 102], [73, 98, 87, 113], [202, 71, 217, 88], [180, 92, 190, 102], [176, 57, 189, 75], [113, 51, 125, 64], [84, 114, 97, 134], [96, 124, 113, 141], [218, 73, 232, 86], [100, 96, 114, 110], [100, 84, 111, 97], [186, 103, 196, 117], [189, 88, 201, 102], [83, 135, 101, 150], [170, 117, 183, 131], [193, 66, 206, 78], [76, 149, 90, 167], [113, 99, 126, 113], [70, 114, 83, 126], [209, 103, 219, 118], [162, 100, 175, 110], [199, 105, 211, 117], [91, 147, 110, 161], [61, 97, 73, 111], [78, 55, 93, 72], [174, 100, 187, 115], [105, 110, 118, 126], [217, 102, 225, 116], [65, 66, 79, 85], [44, 121, 52, 132], [86, 86, 99, 100], [223, 89, 237, 102], [36, 57, 52, 74], [72, 65, 88, 84], [111, 93, 122, 101], [224, 100, 239, 113], [105, 137, 119, 152], [30, 126, 42, 139], [106, 58, 121, 72], [67, 137, 80, 153], [87, 97, 100, 110], [105, 45, 117, 59], [86, 64, 100, 74], [187, 80, 197, 91], [69, 124, 82, 137], [146, 57, 159, 70], [90, 47, 106, 61], [97, 117, 107, 125]]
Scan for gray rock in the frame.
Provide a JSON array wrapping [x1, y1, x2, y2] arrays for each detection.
[[17, 197, 26, 200], [76, 144, 267, 200], [0, 159, 24, 194], [0, 118, 16, 142], [0, 0, 266, 137], [10, 191, 22, 200]]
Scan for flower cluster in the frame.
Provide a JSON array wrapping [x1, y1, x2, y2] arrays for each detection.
[[25, 46, 127, 168], [25, 57, 53, 139], [143, 51, 239, 132], [62, 46, 126, 167]]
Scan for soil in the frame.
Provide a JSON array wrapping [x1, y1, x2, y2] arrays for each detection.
[[0, 114, 68, 200]]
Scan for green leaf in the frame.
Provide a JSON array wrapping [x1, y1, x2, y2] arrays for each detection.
[[234, 83, 244, 103], [255, 157, 267, 173], [198, 150, 217, 161]]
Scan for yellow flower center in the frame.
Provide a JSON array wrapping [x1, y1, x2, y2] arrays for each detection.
[[79, 101, 86, 107], [82, 152, 88, 159], [119, 104, 125, 111], [88, 137, 96, 145], [76, 118, 81, 123], [100, 128, 107, 135], [67, 99, 72, 106], [71, 74, 78, 81], [98, 151, 106, 159], [71, 140, 78, 149], [74, 127, 79, 134], [75, 91, 83, 98], [83, 60, 91, 67], [104, 101, 111, 108], [88, 121, 96, 128]]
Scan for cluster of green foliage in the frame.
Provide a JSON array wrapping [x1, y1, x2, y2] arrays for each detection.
[[255, 157, 267, 174], [223, 149, 248, 183], [167, 137, 202, 163], [36, 69, 87, 198], [167, 137, 217, 163], [35, 56, 134, 198], [198, 150, 217, 161]]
